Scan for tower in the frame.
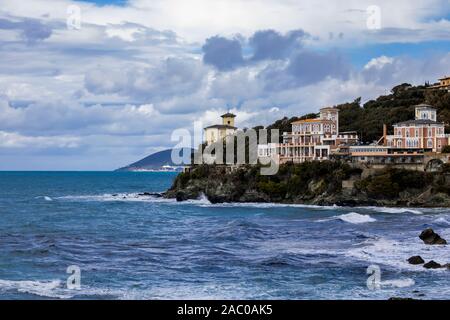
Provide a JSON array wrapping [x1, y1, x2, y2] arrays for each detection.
[[221, 112, 236, 127]]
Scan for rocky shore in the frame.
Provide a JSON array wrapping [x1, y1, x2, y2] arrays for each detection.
[[164, 162, 450, 207]]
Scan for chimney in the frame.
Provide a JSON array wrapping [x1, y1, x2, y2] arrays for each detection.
[[383, 124, 387, 146]]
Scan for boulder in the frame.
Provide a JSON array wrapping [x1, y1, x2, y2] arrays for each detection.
[[138, 192, 163, 197], [419, 228, 447, 245], [423, 261, 442, 269], [407, 256, 425, 265]]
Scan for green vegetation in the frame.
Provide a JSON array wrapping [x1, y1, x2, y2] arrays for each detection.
[[170, 161, 362, 202], [265, 84, 450, 143], [355, 168, 434, 199]]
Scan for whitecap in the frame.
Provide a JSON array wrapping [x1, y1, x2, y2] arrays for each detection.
[[346, 237, 450, 271], [381, 278, 415, 288], [335, 212, 376, 224], [44, 196, 53, 201], [363, 207, 423, 215], [0, 279, 73, 299]]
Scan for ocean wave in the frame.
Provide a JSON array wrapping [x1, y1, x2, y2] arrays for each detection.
[[381, 278, 415, 288], [433, 217, 450, 227], [319, 212, 376, 224], [0, 279, 72, 299], [34, 196, 53, 201], [346, 237, 450, 271], [362, 207, 423, 215], [57, 193, 169, 203], [337, 212, 376, 224]]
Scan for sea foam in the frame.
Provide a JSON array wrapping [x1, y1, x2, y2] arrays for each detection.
[[337, 212, 376, 224]]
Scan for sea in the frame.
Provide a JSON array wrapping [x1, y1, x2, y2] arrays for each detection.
[[0, 171, 449, 300]]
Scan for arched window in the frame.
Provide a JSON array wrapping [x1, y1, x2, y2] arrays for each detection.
[[397, 140, 402, 148], [427, 139, 433, 148]]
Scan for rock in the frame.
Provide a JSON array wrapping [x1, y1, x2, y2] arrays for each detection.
[[419, 228, 447, 245], [176, 191, 188, 202], [407, 256, 425, 265], [423, 261, 442, 269], [138, 192, 163, 197], [388, 297, 416, 300], [442, 263, 450, 269]]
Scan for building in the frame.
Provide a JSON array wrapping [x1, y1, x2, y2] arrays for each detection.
[[259, 107, 359, 164], [386, 104, 447, 152], [204, 113, 237, 145], [428, 76, 450, 91], [350, 104, 449, 164]]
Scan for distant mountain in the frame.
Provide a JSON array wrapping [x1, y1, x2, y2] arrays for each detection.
[[116, 148, 193, 172]]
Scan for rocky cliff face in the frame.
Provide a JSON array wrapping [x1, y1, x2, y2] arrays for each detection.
[[165, 163, 450, 207]]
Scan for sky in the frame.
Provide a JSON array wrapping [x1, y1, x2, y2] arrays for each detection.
[[0, 0, 449, 170]]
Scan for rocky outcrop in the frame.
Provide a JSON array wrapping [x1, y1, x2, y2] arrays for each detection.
[[407, 256, 425, 265], [419, 228, 447, 245], [165, 164, 450, 207], [423, 261, 442, 269]]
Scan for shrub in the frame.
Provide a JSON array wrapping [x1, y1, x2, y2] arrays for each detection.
[[441, 146, 450, 153]]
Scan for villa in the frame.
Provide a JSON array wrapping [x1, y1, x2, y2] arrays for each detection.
[[429, 76, 450, 91], [258, 107, 359, 164], [350, 104, 450, 166], [204, 113, 237, 146]]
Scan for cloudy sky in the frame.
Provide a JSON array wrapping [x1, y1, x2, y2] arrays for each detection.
[[0, 0, 449, 170]]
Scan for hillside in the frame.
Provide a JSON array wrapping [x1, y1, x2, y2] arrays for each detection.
[[266, 84, 450, 143], [116, 148, 193, 171], [165, 162, 450, 207]]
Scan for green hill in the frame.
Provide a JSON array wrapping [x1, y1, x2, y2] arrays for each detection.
[[267, 83, 450, 143]]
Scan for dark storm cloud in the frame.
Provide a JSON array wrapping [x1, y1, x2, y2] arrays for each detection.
[[202, 36, 245, 71], [202, 29, 309, 71], [260, 49, 352, 90], [249, 29, 308, 61]]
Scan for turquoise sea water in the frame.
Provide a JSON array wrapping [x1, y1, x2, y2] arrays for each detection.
[[0, 171, 449, 300]]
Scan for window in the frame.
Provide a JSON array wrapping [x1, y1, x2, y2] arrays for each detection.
[[415, 129, 419, 137], [427, 139, 433, 148], [397, 140, 402, 148], [428, 128, 432, 137]]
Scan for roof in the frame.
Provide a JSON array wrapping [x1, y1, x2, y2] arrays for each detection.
[[415, 103, 435, 109], [204, 124, 237, 130], [291, 118, 322, 124], [221, 113, 236, 118], [439, 76, 450, 80], [320, 107, 339, 112], [393, 119, 442, 126]]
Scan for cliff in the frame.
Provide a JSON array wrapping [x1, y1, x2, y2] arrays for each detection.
[[165, 162, 450, 207]]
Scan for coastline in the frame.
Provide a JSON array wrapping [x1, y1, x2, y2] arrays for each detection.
[[164, 162, 450, 208]]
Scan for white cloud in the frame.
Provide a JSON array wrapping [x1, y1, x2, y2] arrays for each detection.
[[0, 0, 449, 169]]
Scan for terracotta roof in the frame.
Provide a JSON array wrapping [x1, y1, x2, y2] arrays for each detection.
[[292, 118, 320, 124], [291, 118, 334, 124]]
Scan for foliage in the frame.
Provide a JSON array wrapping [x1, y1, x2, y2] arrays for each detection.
[[265, 84, 450, 143], [356, 168, 433, 199]]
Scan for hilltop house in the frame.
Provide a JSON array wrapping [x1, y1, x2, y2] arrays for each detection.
[[428, 76, 450, 91], [204, 113, 237, 146], [258, 107, 359, 164], [350, 104, 449, 164]]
